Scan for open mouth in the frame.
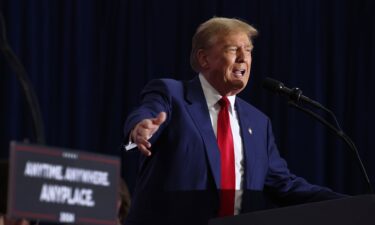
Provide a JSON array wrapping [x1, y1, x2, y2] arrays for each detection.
[[233, 69, 246, 77]]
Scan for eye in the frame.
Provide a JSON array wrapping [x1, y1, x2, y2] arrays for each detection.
[[245, 47, 253, 53], [228, 47, 238, 52]]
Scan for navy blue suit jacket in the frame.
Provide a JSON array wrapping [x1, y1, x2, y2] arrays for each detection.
[[124, 77, 343, 225]]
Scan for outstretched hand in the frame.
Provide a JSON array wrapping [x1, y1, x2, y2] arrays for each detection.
[[131, 112, 167, 156]]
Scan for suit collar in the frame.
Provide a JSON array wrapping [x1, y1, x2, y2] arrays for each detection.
[[198, 73, 236, 114]]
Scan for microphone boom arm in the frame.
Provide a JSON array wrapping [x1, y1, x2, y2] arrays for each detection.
[[288, 100, 373, 194]]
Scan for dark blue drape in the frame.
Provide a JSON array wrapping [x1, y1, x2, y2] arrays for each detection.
[[1, 0, 374, 195]]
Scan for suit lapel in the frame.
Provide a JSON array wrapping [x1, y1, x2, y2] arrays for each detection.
[[184, 77, 221, 189], [235, 100, 257, 189]]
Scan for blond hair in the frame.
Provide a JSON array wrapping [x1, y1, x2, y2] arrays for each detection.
[[190, 17, 258, 72]]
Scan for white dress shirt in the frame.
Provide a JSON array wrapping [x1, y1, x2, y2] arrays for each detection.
[[199, 74, 244, 215]]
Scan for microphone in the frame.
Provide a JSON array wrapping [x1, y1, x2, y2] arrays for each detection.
[[262, 77, 373, 194], [262, 77, 324, 109]]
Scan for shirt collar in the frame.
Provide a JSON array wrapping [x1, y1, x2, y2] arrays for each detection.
[[199, 73, 236, 111]]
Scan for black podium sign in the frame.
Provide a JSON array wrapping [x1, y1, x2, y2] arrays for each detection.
[[7, 142, 120, 225], [209, 195, 375, 225]]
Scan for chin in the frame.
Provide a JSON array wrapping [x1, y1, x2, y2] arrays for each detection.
[[232, 79, 246, 88]]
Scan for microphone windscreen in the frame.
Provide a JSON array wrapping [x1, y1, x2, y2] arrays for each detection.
[[262, 77, 284, 93]]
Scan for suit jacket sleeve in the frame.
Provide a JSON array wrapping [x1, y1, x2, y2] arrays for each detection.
[[123, 79, 172, 146]]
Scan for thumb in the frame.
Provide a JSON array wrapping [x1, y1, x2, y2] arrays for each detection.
[[152, 112, 167, 125]]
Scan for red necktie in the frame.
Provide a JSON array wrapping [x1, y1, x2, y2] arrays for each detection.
[[216, 96, 235, 217]]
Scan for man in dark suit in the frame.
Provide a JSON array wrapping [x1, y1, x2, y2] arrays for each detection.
[[123, 17, 344, 225]]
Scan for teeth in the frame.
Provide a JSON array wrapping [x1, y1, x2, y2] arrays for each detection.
[[234, 69, 245, 76], [235, 71, 242, 75]]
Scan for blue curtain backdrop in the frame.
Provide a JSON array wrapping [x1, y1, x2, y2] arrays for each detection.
[[0, 0, 374, 195]]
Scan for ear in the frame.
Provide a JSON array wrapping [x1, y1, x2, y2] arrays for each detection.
[[197, 49, 209, 70]]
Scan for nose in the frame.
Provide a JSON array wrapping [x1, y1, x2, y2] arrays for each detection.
[[235, 48, 248, 63]]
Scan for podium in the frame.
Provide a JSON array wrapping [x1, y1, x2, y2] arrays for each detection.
[[209, 195, 375, 225]]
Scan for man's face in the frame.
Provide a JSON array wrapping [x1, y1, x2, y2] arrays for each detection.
[[200, 32, 253, 96]]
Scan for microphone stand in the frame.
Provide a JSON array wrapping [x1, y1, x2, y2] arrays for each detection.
[[287, 99, 373, 194], [0, 12, 45, 144]]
